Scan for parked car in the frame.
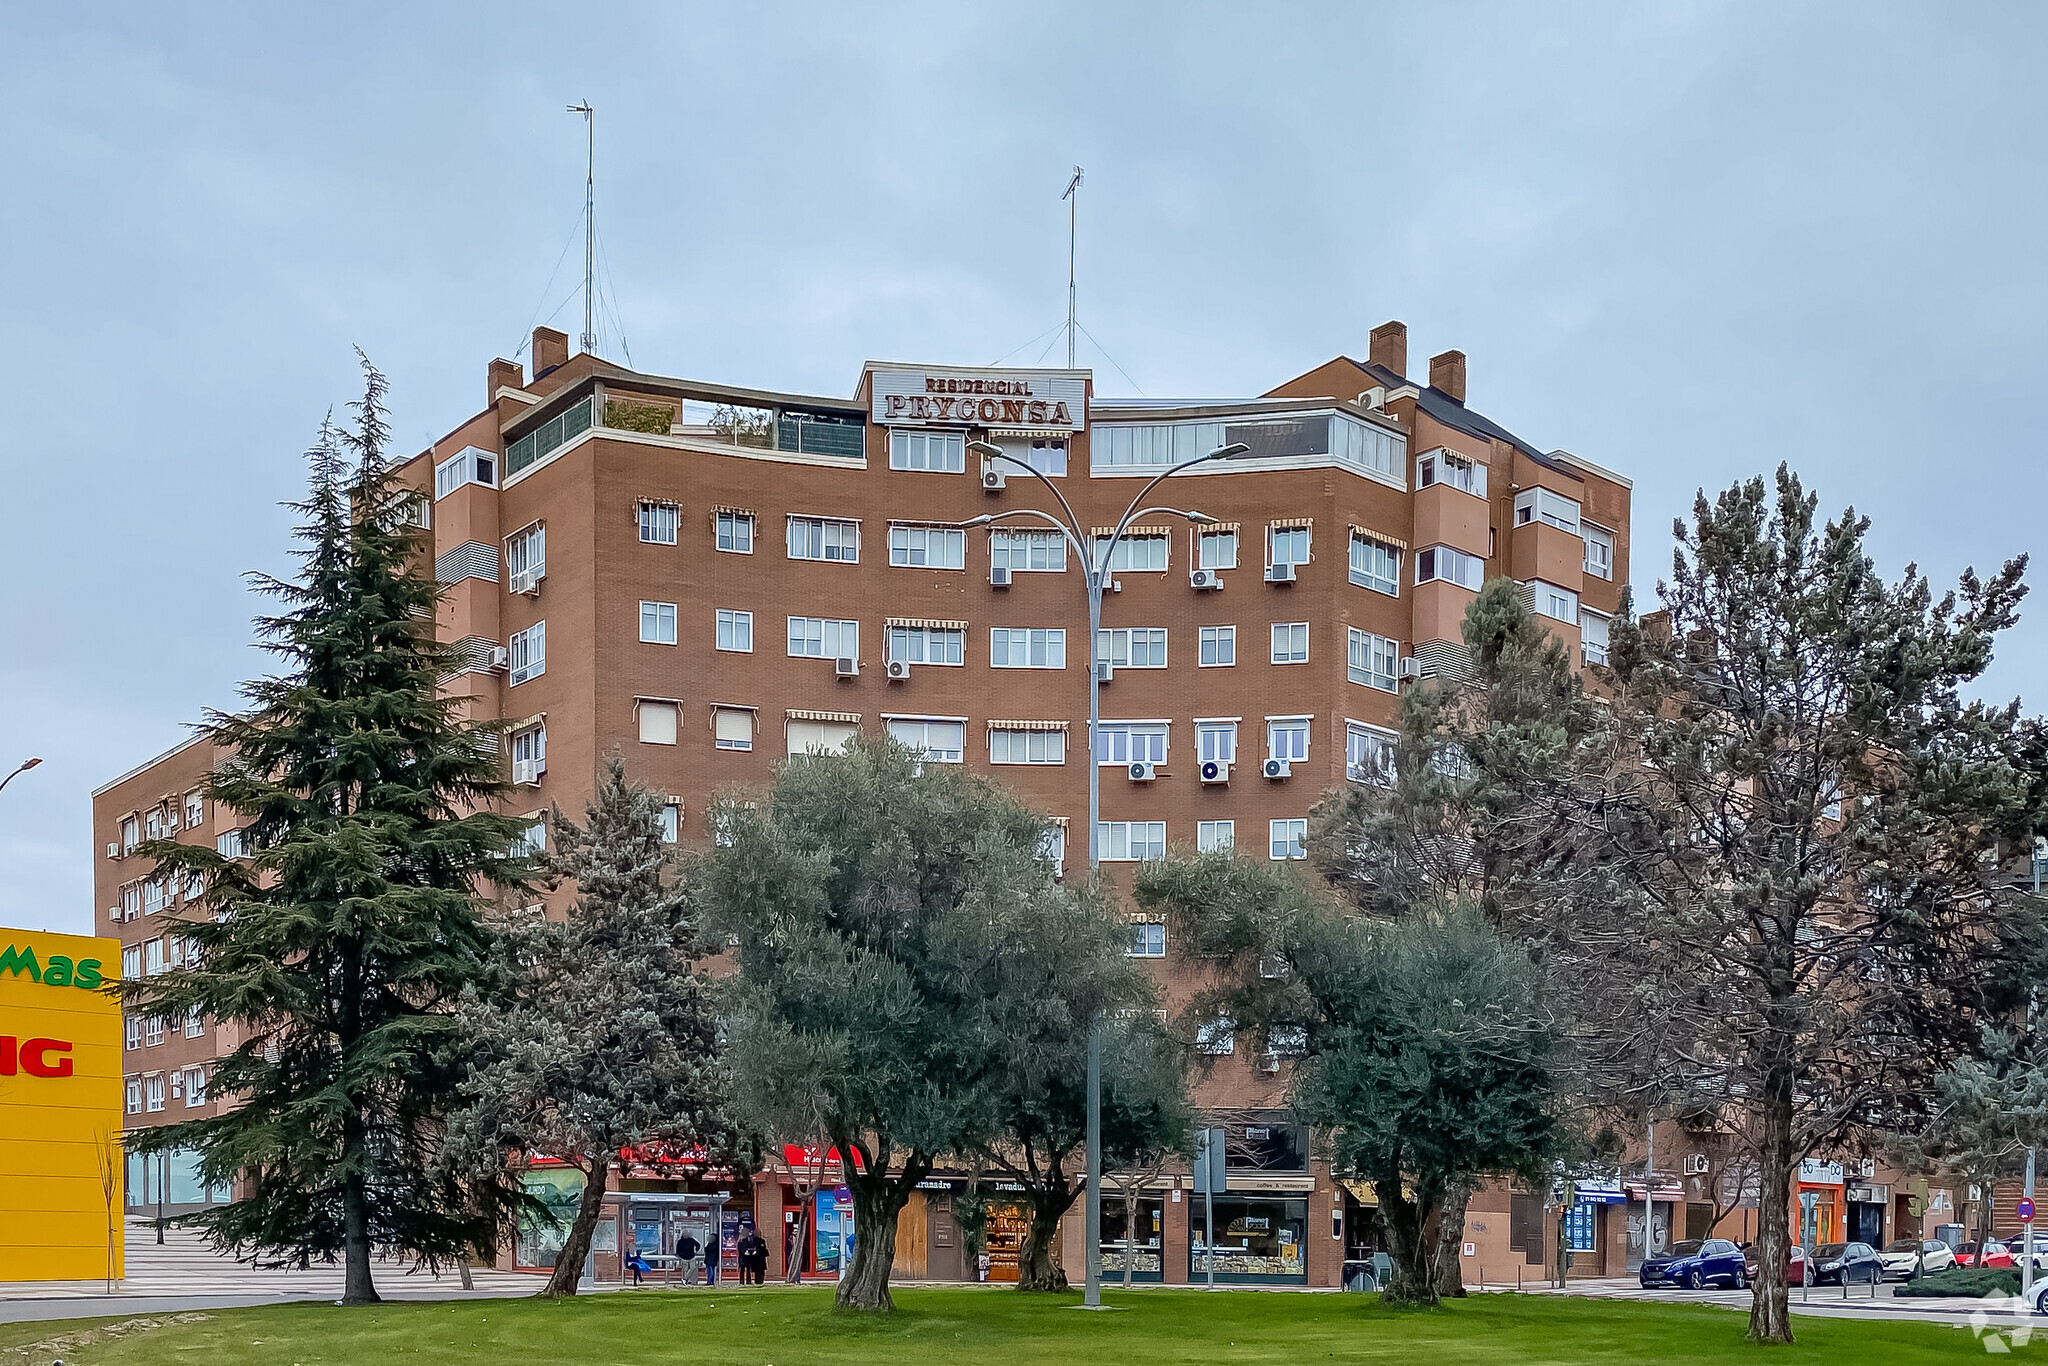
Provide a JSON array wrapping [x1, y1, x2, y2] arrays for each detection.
[[1640, 1237, 1748, 1290], [1742, 1242, 1812, 1286], [1810, 1242, 1883, 1284], [1954, 1239, 2016, 1269], [1877, 1238, 1957, 1279]]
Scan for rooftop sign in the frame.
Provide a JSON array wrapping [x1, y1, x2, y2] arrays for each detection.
[[870, 368, 1087, 432]]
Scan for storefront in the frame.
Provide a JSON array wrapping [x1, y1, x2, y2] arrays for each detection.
[[1795, 1159, 1846, 1250], [1190, 1197, 1310, 1284], [1566, 1182, 1628, 1277], [983, 1192, 1033, 1282], [1100, 1194, 1166, 1282], [1623, 1179, 1686, 1271], [1847, 1182, 1889, 1246]]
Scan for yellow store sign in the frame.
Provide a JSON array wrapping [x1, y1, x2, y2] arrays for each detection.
[[0, 926, 124, 1282]]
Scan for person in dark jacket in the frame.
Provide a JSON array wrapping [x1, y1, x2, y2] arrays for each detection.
[[738, 1228, 770, 1284], [675, 1230, 704, 1286]]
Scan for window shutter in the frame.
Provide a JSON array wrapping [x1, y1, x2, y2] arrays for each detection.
[[714, 709, 754, 745], [638, 701, 679, 746]]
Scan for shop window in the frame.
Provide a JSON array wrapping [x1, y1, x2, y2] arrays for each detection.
[[1227, 1117, 1308, 1173], [1100, 1196, 1165, 1281], [1191, 1197, 1309, 1281]]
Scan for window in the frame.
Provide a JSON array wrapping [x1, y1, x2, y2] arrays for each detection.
[[788, 616, 860, 660], [145, 810, 162, 841], [216, 828, 244, 859], [787, 720, 857, 757], [889, 525, 966, 569], [1821, 783, 1844, 822], [509, 621, 545, 685], [1096, 628, 1168, 669], [640, 601, 678, 645], [1093, 420, 1230, 469], [1196, 1017, 1235, 1055], [507, 522, 545, 591], [120, 815, 139, 852], [1095, 723, 1168, 766], [1347, 628, 1399, 691], [716, 511, 755, 554], [184, 792, 205, 828], [989, 727, 1065, 765], [1331, 412, 1402, 478], [184, 1066, 207, 1108], [1098, 821, 1166, 862], [185, 1008, 203, 1039], [125, 1016, 141, 1050], [713, 708, 755, 752], [990, 529, 1067, 572], [1271, 623, 1309, 664], [1196, 721, 1238, 766], [145, 1073, 166, 1113], [887, 624, 965, 665], [120, 884, 141, 921], [144, 939, 165, 976], [997, 435, 1068, 476], [1529, 581, 1579, 623], [1270, 818, 1308, 860], [1415, 545, 1483, 590], [638, 501, 680, 545], [886, 717, 966, 763], [433, 446, 497, 499], [1514, 488, 1582, 535], [715, 609, 754, 652], [637, 700, 680, 745], [144, 1014, 164, 1047], [1349, 533, 1400, 596], [1584, 524, 1615, 581], [788, 516, 860, 563], [1417, 449, 1487, 498], [1039, 823, 1067, 872], [143, 879, 165, 917], [1198, 820, 1235, 852], [126, 1078, 142, 1115], [121, 945, 141, 979], [512, 819, 546, 857], [1267, 525, 1310, 568], [1268, 718, 1311, 763], [183, 871, 203, 902], [1198, 625, 1236, 667], [1580, 609, 1611, 666], [990, 628, 1066, 669], [1347, 723, 1397, 786], [890, 429, 966, 472], [1198, 529, 1239, 570], [1128, 922, 1166, 958], [1096, 534, 1168, 573], [659, 802, 681, 843], [511, 724, 547, 783]]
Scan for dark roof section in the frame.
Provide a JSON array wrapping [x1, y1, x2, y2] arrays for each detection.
[[1354, 359, 1577, 482]]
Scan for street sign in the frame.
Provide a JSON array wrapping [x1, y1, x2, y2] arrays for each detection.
[[1192, 1127, 1228, 1196], [2019, 1197, 2036, 1223]]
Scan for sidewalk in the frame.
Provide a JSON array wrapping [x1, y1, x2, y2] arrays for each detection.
[[1503, 1272, 2046, 1328]]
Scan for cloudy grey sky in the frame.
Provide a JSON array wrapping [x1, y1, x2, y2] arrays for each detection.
[[4, 3, 2045, 935]]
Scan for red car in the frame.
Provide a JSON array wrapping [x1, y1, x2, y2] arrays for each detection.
[[1956, 1240, 2014, 1269], [1741, 1243, 1812, 1285]]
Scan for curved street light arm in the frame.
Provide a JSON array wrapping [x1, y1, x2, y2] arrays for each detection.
[[945, 507, 1091, 567], [968, 444, 1088, 554]]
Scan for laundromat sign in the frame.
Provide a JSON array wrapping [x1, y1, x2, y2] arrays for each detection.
[[870, 367, 1087, 432]]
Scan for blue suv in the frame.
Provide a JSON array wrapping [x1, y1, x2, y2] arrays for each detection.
[[1640, 1237, 1748, 1290]]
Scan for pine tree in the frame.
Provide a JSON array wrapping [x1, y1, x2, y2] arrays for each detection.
[[447, 758, 730, 1296], [124, 356, 533, 1304]]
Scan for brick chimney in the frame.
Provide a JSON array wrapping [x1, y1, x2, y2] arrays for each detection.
[[487, 357, 524, 405], [1368, 320, 1407, 378], [532, 327, 569, 378], [1428, 349, 1466, 404]]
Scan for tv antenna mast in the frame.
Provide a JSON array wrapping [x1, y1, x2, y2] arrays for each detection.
[[568, 101, 596, 356], [1062, 166, 1083, 369]]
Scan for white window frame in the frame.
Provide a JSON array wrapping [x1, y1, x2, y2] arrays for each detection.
[[507, 522, 545, 590], [990, 627, 1066, 669], [1514, 487, 1582, 535], [1580, 608, 1612, 667], [145, 1073, 166, 1112], [511, 723, 547, 782], [509, 621, 546, 685], [890, 429, 966, 472], [121, 944, 142, 979], [990, 530, 1068, 573], [1128, 921, 1166, 958], [1529, 580, 1579, 623], [715, 609, 754, 653], [125, 1016, 141, 1050], [637, 699, 680, 746], [886, 624, 965, 666], [1198, 625, 1236, 668], [1094, 722, 1169, 767], [1583, 523, 1615, 581], [715, 510, 755, 554], [1196, 1017, 1235, 1056], [787, 515, 861, 563], [889, 525, 967, 569], [184, 1008, 204, 1039], [1197, 528, 1239, 570], [1417, 448, 1487, 498], [1096, 627, 1168, 669], [1347, 628, 1399, 692], [638, 500, 680, 545], [184, 1065, 207, 1108], [1415, 545, 1484, 591], [184, 792, 205, 828], [1346, 722, 1397, 787], [434, 446, 498, 500], [1197, 819, 1235, 852], [1196, 721, 1238, 766], [788, 616, 860, 660], [1348, 532, 1400, 596], [885, 716, 967, 764], [126, 1078, 142, 1115], [998, 435, 1069, 477], [1270, 622, 1309, 664], [1270, 818, 1309, 861], [640, 601, 678, 645], [1267, 525, 1311, 568], [989, 727, 1066, 765], [713, 707, 756, 752], [1097, 820, 1166, 862], [1096, 534, 1169, 574], [659, 802, 682, 843], [1268, 717, 1311, 763]]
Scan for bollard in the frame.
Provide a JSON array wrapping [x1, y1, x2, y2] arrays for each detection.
[[1517, 1265, 1522, 1294]]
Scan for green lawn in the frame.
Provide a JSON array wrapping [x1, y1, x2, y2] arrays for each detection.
[[1, 1285, 2040, 1365]]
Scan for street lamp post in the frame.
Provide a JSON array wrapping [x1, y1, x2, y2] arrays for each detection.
[[0, 757, 42, 796], [956, 437, 1250, 1308]]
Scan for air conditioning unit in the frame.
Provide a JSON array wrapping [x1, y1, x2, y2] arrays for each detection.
[[1200, 760, 1229, 785], [510, 570, 543, 597], [1260, 1051, 1282, 1075], [1398, 657, 1423, 681], [1051, 861, 1065, 882], [990, 565, 1012, 588], [980, 460, 1007, 491], [1128, 762, 1157, 783], [107, 842, 119, 860], [1262, 757, 1292, 780], [1857, 1157, 1876, 1180], [1683, 1154, 1709, 1176], [886, 659, 912, 681], [1190, 568, 1222, 591], [1094, 661, 1114, 684], [107, 906, 120, 922], [1265, 562, 1298, 584], [834, 657, 860, 678], [490, 645, 511, 671]]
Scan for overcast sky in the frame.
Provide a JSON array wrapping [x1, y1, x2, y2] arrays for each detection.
[[4, 3, 2046, 935]]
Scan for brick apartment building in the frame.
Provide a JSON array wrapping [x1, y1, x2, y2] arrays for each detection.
[[96, 319, 1642, 1285]]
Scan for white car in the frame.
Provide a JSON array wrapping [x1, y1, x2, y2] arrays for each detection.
[[1877, 1238, 1956, 1280]]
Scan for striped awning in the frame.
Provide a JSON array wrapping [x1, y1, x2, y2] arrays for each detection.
[[1269, 516, 1314, 529], [886, 617, 968, 630], [987, 719, 1070, 732], [787, 708, 860, 724], [1092, 525, 1170, 538], [1200, 521, 1241, 534], [1350, 524, 1408, 550], [710, 504, 755, 518]]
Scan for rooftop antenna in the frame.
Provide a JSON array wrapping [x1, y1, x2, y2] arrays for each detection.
[[568, 101, 596, 356], [1062, 165, 1083, 369]]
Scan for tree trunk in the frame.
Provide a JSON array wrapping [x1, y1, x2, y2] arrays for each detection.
[[341, 1174, 380, 1305], [1016, 1187, 1074, 1292], [1748, 1078, 1796, 1345], [1375, 1173, 1439, 1306], [1122, 1187, 1137, 1288], [542, 1151, 611, 1297], [785, 1196, 811, 1284], [835, 1173, 910, 1314], [1432, 1176, 1474, 1299]]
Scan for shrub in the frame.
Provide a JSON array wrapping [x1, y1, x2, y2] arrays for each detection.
[[1895, 1266, 2023, 1298]]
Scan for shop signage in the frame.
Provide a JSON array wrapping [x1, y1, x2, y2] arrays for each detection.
[[1799, 1159, 1845, 1185], [870, 368, 1087, 432], [0, 1036, 73, 1077], [0, 942, 107, 991]]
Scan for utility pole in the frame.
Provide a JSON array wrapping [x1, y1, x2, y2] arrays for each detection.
[[1062, 167, 1082, 369], [568, 101, 596, 356], [1642, 1117, 1656, 1267]]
